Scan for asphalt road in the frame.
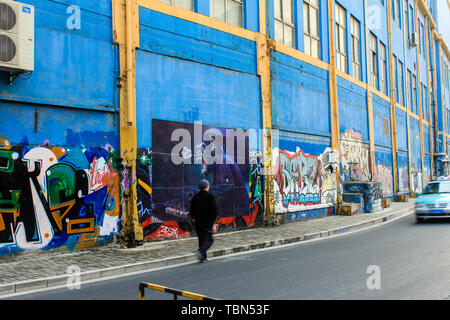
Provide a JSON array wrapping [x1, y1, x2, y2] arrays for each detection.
[[5, 213, 450, 300]]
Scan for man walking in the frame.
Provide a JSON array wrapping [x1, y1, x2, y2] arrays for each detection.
[[189, 179, 218, 262]]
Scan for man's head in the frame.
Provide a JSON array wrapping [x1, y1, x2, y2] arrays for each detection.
[[198, 179, 210, 191]]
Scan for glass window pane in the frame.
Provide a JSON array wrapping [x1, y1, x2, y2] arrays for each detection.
[[275, 20, 284, 43], [283, 0, 293, 24], [303, 3, 309, 34], [284, 24, 294, 47], [351, 37, 355, 57], [275, 0, 282, 20], [211, 0, 226, 22], [310, 7, 318, 37], [311, 38, 319, 58], [339, 6, 345, 24], [339, 27, 345, 52], [174, 0, 193, 10], [227, 0, 243, 27], [304, 35, 311, 55], [355, 40, 360, 61]]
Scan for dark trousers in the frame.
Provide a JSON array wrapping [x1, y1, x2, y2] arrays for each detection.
[[195, 224, 214, 258]]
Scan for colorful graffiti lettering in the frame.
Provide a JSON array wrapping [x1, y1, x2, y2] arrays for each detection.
[[272, 147, 335, 213], [374, 163, 394, 197], [0, 139, 121, 254], [339, 129, 371, 182], [398, 166, 410, 193]]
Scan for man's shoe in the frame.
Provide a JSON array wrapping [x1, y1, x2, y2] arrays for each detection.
[[195, 250, 203, 261]]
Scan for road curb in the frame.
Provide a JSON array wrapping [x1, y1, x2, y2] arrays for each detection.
[[0, 205, 414, 298]]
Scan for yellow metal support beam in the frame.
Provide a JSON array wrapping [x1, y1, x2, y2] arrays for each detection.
[[112, 0, 143, 243], [414, 0, 425, 189], [328, 0, 340, 206], [386, 0, 399, 192], [328, 0, 339, 152], [430, 25, 440, 176], [256, 33, 275, 221], [363, 0, 376, 183], [259, 0, 266, 35]]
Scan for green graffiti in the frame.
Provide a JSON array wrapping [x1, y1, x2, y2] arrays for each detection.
[[0, 150, 19, 174], [0, 189, 20, 209], [46, 164, 76, 206]]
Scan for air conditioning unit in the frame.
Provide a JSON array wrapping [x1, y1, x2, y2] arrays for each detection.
[[0, 0, 34, 73], [409, 32, 418, 48]]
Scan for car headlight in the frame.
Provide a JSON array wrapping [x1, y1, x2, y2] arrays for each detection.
[[415, 203, 425, 209]]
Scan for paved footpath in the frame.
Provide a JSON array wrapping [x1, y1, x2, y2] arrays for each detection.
[[0, 199, 415, 297]]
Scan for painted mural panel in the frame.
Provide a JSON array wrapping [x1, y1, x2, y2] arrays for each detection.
[[272, 147, 336, 214], [339, 129, 371, 182], [423, 156, 431, 185], [136, 119, 264, 240], [409, 118, 423, 193], [0, 138, 121, 255], [397, 152, 410, 193], [373, 149, 394, 197]]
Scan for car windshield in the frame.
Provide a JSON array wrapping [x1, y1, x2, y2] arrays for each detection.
[[423, 181, 450, 194]]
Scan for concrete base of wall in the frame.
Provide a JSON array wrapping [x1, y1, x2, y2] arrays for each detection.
[[395, 194, 409, 202], [337, 203, 361, 216]]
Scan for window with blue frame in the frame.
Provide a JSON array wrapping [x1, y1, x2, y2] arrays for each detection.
[[423, 84, 428, 121], [335, 3, 347, 73], [406, 70, 412, 109], [351, 16, 361, 80], [274, 0, 295, 48], [380, 42, 387, 94], [211, 0, 244, 27], [303, 0, 321, 58], [421, 22, 426, 55], [418, 21, 421, 54], [408, 4, 414, 39], [370, 33, 378, 89], [403, 0, 409, 37], [398, 60, 404, 105], [393, 55, 398, 101], [394, 0, 401, 27], [160, 0, 194, 10], [412, 74, 417, 114]]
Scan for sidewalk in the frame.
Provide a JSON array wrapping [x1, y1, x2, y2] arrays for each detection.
[[0, 199, 415, 297]]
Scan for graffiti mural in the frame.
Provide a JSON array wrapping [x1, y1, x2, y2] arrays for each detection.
[[374, 163, 394, 197], [136, 119, 264, 240], [411, 167, 423, 193], [423, 165, 430, 185], [398, 166, 410, 193], [339, 129, 371, 182], [272, 147, 335, 213], [0, 139, 121, 254]]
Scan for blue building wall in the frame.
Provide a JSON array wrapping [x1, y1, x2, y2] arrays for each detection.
[[1, 0, 449, 249]]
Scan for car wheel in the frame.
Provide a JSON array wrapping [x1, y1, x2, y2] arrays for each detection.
[[416, 217, 425, 224]]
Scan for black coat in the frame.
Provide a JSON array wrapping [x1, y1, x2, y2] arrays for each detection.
[[189, 190, 218, 228]]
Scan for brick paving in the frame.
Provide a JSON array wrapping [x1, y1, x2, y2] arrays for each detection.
[[0, 199, 415, 295]]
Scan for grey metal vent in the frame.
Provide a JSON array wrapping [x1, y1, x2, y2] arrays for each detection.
[[382, 117, 390, 137], [0, 3, 16, 31], [0, 34, 16, 62]]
